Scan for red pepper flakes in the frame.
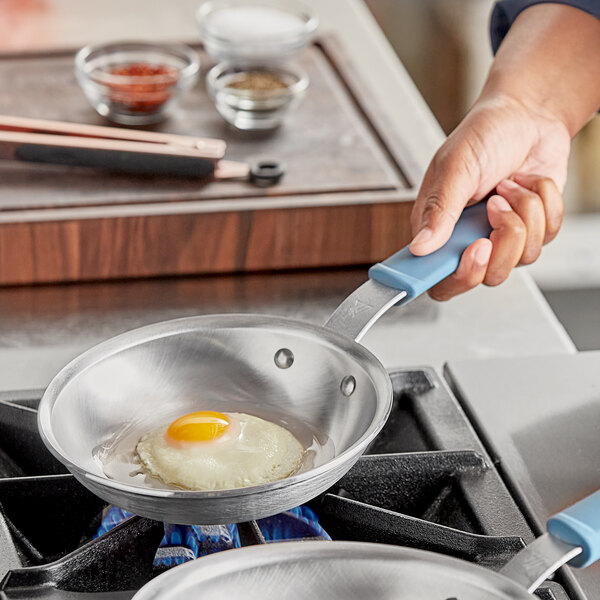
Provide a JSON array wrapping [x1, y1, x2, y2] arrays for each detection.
[[104, 63, 180, 114]]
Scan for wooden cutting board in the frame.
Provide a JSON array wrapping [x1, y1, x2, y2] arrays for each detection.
[[0, 37, 419, 285]]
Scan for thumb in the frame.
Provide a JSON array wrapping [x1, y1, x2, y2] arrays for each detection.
[[409, 150, 481, 257]]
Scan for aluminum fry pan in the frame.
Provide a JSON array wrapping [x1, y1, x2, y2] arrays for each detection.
[[38, 204, 490, 525], [132, 490, 600, 600]]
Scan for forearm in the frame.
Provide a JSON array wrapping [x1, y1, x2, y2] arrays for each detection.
[[482, 3, 600, 136]]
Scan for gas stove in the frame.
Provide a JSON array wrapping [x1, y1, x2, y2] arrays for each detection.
[[0, 369, 575, 599]]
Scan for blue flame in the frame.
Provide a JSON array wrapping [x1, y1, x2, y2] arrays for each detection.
[[95, 504, 330, 567]]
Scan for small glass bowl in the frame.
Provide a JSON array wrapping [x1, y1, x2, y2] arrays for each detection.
[[197, 0, 318, 62], [75, 41, 200, 125], [206, 62, 309, 130]]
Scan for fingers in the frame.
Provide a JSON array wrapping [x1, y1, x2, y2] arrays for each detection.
[[512, 173, 563, 243], [496, 178, 545, 265], [419, 171, 563, 301], [429, 239, 492, 301], [428, 191, 532, 300], [484, 195, 527, 286]]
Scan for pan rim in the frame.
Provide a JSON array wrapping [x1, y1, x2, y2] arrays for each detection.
[[37, 313, 393, 500], [131, 540, 531, 600]]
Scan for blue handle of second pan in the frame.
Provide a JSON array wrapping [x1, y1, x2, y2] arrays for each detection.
[[548, 490, 600, 568]]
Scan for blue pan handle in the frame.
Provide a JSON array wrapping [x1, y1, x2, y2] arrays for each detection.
[[368, 201, 492, 303], [548, 490, 600, 568]]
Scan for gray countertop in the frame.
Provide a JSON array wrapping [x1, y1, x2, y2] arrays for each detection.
[[0, 267, 575, 392]]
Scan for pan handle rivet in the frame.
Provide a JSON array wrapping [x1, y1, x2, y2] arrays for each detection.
[[340, 375, 356, 396], [274, 348, 294, 369]]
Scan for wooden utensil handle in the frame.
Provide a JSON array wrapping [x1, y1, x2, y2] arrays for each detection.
[[0, 114, 226, 158]]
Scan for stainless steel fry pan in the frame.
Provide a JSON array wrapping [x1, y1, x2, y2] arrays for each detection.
[[38, 203, 490, 525], [131, 490, 600, 599]]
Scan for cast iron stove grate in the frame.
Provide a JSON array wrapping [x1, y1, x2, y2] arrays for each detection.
[[0, 369, 572, 600]]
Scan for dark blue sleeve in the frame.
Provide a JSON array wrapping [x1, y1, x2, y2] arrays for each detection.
[[490, 0, 600, 52]]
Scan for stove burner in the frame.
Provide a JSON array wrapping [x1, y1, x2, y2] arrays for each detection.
[[0, 371, 576, 600], [94, 505, 329, 567]]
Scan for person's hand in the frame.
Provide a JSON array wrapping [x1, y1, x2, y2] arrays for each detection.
[[408, 0, 600, 302], [409, 92, 567, 301]]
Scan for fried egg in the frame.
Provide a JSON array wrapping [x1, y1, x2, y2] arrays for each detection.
[[135, 411, 304, 490]]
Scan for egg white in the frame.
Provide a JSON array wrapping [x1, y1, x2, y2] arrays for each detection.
[[135, 412, 304, 490]]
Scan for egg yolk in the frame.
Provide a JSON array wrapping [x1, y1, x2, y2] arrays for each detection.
[[165, 411, 230, 444]]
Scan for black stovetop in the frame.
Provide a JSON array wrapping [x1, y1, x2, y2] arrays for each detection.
[[0, 369, 574, 599]]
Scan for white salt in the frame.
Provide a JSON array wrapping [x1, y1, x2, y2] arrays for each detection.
[[205, 6, 306, 42]]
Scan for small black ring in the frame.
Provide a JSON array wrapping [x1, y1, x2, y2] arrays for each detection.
[[249, 160, 285, 187]]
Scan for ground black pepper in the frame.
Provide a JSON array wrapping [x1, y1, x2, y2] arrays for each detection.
[[226, 71, 288, 92]]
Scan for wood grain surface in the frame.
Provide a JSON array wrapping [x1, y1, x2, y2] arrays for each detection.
[[0, 201, 413, 285], [0, 37, 416, 285]]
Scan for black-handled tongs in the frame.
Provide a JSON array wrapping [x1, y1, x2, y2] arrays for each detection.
[[0, 115, 283, 185]]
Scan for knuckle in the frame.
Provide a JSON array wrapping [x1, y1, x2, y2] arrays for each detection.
[[422, 193, 446, 217], [513, 189, 541, 212], [507, 220, 527, 238], [420, 193, 459, 225], [428, 148, 454, 178], [430, 147, 447, 169], [535, 177, 557, 195]]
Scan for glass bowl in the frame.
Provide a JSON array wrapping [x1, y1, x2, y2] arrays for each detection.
[[206, 61, 309, 130], [197, 0, 318, 62], [75, 41, 200, 125]]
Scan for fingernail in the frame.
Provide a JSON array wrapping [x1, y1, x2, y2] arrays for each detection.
[[490, 195, 512, 212], [411, 227, 433, 246], [474, 242, 492, 266], [497, 178, 519, 191]]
